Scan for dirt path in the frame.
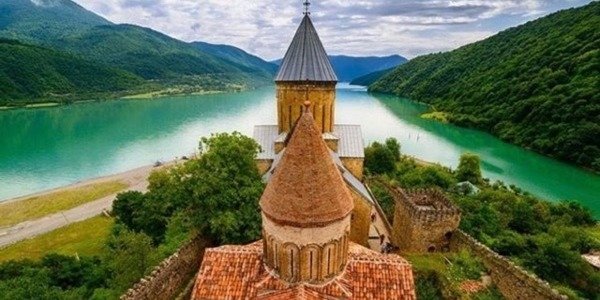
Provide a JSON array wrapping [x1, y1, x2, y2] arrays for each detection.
[[0, 162, 178, 248]]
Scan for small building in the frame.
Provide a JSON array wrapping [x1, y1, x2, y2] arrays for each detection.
[[253, 7, 373, 246], [391, 187, 462, 253]]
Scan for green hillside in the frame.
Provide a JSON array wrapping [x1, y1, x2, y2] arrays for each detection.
[[0, 0, 109, 42], [350, 67, 395, 86], [51, 24, 270, 83], [191, 41, 278, 77], [0, 39, 142, 105], [0, 0, 274, 100], [371, 2, 600, 171]]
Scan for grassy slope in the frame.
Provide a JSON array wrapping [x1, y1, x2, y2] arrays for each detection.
[[0, 216, 113, 262], [0, 180, 127, 228], [0, 39, 143, 104], [371, 2, 600, 171]]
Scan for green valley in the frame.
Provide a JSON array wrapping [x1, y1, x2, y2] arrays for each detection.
[[0, 0, 276, 106], [370, 2, 600, 172], [0, 39, 142, 104]]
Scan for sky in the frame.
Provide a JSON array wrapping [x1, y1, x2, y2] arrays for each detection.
[[72, 0, 594, 60]]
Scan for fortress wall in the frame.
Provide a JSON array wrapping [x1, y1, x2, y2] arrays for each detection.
[[450, 230, 567, 300], [121, 237, 209, 300]]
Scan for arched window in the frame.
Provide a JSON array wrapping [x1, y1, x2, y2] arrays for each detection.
[[445, 231, 453, 240], [273, 242, 279, 269], [301, 245, 320, 282], [323, 242, 337, 278], [284, 244, 300, 282]]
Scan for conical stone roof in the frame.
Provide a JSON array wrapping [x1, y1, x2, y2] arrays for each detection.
[[275, 15, 338, 82], [259, 105, 353, 227]]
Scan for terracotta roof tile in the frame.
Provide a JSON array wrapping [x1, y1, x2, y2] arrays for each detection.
[[259, 109, 354, 227], [192, 242, 416, 300]]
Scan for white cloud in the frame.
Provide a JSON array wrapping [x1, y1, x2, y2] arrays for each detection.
[[72, 0, 591, 60]]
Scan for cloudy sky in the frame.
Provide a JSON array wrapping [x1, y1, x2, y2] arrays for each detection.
[[73, 0, 593, 60]]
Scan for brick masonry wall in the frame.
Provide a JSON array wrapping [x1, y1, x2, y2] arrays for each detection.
[[276, 82, 336, 133], [340, 157, 364, 181], [450, 230, 567, 300], [121, 237, 209, 300], [349, 188, 371, 247]]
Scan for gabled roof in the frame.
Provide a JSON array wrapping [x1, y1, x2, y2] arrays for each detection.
[[259, 106, 353, 227], [192, 241, 417, 300], [275, 15, 338, 82]]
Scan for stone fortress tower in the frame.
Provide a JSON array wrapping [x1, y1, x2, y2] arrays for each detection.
[[389, 186, 461, 253]]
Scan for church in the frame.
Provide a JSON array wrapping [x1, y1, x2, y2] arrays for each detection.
[[191, 4, 416, 299]]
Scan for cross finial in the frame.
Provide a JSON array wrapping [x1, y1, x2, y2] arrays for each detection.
[[303, 0, 311, 15]]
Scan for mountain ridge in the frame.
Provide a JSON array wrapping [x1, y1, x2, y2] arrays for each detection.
[[370, 2, 600, 171], [271, 54, 407, 82], [0, 0, 277, 104]]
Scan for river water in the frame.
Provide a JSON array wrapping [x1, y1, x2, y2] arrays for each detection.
[[1, 84, 598, 216]]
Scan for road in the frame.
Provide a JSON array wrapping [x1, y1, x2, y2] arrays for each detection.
[[0, 164, 160, 248]]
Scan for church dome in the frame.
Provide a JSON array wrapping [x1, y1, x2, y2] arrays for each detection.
[[259, 104, 353, 228]]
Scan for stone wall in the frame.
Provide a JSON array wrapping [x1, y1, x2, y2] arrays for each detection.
[[391, 188, 461, 252], [450, 230, 567, 300], [121, 237, 209, 300], [276, 82, 336, 133], [257, 159, 273, 175], [340, 157, 364, 181], [348, 188, 371, 247]]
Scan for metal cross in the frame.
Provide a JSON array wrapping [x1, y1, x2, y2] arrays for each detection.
[[303, 0, 311, 15]]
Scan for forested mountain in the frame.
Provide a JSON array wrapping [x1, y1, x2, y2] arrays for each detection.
[[0, 0, 109, 42], [0, 0, 275, 104], [371, 2, 600, 171], [48, 24, 271, 82], [328, 55, 407, 82], [271, 55, 406, 82], [0, 39, 142, 103], [192, 42, 278, 77], [350, 68, 395, 86]]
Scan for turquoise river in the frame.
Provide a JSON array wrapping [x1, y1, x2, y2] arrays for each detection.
[[1, 84, 599, 217]]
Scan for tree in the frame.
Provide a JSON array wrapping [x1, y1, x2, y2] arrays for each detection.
[[184, 132, 264, 244], [106, 227, 157, 293], [112, 191, 145, 232], [385, 138, 401, 161], [112, 190, 171, 245], [365, 142, 396, 175], [456, 153, 482, 184]]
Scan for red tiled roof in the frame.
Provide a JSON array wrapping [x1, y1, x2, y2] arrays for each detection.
[[192, 241, 416, 300], [259, 109, 354, 227]]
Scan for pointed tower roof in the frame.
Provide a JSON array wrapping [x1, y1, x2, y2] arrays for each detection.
[[260, 104, 353, 227], [275, 15, 338, 82]]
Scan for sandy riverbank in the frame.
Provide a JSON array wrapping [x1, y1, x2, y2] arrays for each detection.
[[2, 158, 185, 206]]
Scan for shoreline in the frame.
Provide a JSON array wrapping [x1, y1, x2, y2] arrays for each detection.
[[0, 158, 184, 206]]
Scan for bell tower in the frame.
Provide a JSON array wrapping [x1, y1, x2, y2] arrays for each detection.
[[274, 2, 337, 134]]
